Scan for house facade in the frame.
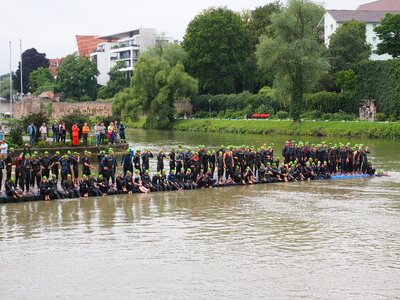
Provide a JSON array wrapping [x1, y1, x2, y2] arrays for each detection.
[[90, 28, 176, 85], [320, 9, 398, 60]]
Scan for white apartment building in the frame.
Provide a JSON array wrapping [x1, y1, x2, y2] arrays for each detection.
[[91, 28, 176, 85], [319, 10, 397, 60]]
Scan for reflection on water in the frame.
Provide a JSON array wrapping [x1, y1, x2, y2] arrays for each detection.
[[0, 130, 400, 299]]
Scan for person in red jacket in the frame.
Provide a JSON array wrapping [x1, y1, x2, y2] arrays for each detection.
[[71, 123, 80, 147]]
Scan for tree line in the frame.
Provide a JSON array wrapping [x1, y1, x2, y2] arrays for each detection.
[[5, 0, 400, 124]]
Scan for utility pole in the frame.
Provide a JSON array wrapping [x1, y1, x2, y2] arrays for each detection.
[[20, 39, 23, 97], [9, 41, 13, 118]]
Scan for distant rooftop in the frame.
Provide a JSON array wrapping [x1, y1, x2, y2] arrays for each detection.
[[327, 10, 398, 23], [358, 0, 400, 11], [99, 28, 155, 40]]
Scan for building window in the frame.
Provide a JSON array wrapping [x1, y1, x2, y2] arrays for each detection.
[[372, 37, 377, 42], [330, 24, 333, 30]]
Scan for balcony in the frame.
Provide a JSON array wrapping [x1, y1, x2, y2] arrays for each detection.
[[110, 41, 140, 49]]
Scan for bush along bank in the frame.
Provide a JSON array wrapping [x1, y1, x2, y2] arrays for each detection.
[[171, 119, 400, 139]]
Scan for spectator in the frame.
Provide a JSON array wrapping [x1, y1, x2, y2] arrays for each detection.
[[59, 121, 67, 143], [119, 122, 126, 143], [100, 122, 106, 145], [107, 122, 114, 145], [39, 123, 47, 141], [27, 123, 37, 146], [52, 122, 59, 142], [0, 125, 5, 144], [71, 123, 80, 147], [94, 122, 101, 146], [82, 122, 90, 147]]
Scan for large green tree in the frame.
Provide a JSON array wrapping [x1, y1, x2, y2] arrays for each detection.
[[0, 74, 11, 99], [183, 7, 251, 94], [256, 0, 328, 122], [246, 1, 283, 47], [374, 13, 400, 58], [28, 67, 55, 93], [112, 48, 198, 128], [327, 20, 371, 73], [97, 62, 130, 99], [13, 48, 49, 94], [57, 53, 99, 101]]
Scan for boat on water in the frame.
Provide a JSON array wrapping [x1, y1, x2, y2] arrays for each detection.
[[0, 173, 374, 205]]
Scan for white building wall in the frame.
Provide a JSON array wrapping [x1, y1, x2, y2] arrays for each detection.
[[91, 42, 116, 86], [322, 12, 393, 61], [324, 13, 338, 46]]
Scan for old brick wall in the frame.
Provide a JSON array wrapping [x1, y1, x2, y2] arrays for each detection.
[[13, 97, 112, 119]]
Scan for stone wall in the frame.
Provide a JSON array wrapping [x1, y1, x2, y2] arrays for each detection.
[[174, 99, 193, 116], [13, 97, 112, 119]]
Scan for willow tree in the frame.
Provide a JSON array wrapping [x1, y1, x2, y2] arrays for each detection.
[[256, 0, 329, 122], [111, 50, 198, 129]]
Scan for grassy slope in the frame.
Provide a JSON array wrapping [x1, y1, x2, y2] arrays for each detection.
[[171, 119, 400, 139]]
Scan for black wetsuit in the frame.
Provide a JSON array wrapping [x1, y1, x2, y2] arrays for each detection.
[[5, 153, 12, 181], [41, 156, 52, 178], [121, 153, 133, 176]]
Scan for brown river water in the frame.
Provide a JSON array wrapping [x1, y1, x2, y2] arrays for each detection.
[[1, 129, 399, 299]]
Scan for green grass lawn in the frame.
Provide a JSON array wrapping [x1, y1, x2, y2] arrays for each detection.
[[171, 119, 400, 139]]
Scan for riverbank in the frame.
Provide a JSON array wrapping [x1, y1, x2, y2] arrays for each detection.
[[157, 119, 400, 139]]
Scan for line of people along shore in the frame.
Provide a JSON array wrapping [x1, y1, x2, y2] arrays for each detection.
[[26, 121, 126, 147], [2, 140, 377, 201]]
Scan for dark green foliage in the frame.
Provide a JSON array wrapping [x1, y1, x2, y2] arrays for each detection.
[[8, 119, 24, 146], [183, 7, 252, 94], [304, 91, 357, 114], [13, 48, 49, 94], [376, 112, 386, 121], [29, 67, 55, 93], [335, 70, 356, 93], [34, 85, 56, 95], [57, 53, 99, 101], [111, 46, 198, 129], [59, 111, 91, 138], [327, 20, 371, 73], [191, 89, 278, 117], [246, 1, 283, 47], [374, 13, 400, 58], [276, 111, 289, 119], [97, 62, 130, 99], [355, 59, 400, 117], [21, 112, 49, 132], [256, 0, 328, 122]]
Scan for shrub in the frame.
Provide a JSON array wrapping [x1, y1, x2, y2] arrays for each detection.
[[21, 112, 49, 144], [376, 112, 386, 121], [7, 119, 24, 146], [34, 84, 56, 95], [355, 60, 400, 117], [176, 111, 185, 118], [322, 113, 333, 120], [276, 111, 289, 120], [80, 95, 93, 102], [310, 110, 322, 119]]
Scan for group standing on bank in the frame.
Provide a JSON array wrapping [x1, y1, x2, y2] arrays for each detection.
[[26, 121, 126, 147], [1, 140, 377, 201]]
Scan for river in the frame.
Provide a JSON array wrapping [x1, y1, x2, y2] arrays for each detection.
[[1, 129, 399, 299]]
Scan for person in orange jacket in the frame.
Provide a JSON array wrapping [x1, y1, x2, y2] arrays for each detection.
[[71, 123, 80, 147], [82, 122, 90, 146]]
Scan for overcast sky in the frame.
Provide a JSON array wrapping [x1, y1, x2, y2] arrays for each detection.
[[1, 0, 369, 75]]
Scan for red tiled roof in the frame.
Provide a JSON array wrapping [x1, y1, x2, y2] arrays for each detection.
[[48, 58, 64, 77], [75, 35, 111, 57], [327, 9, 398, 23], [358, 0, 400, 11]]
